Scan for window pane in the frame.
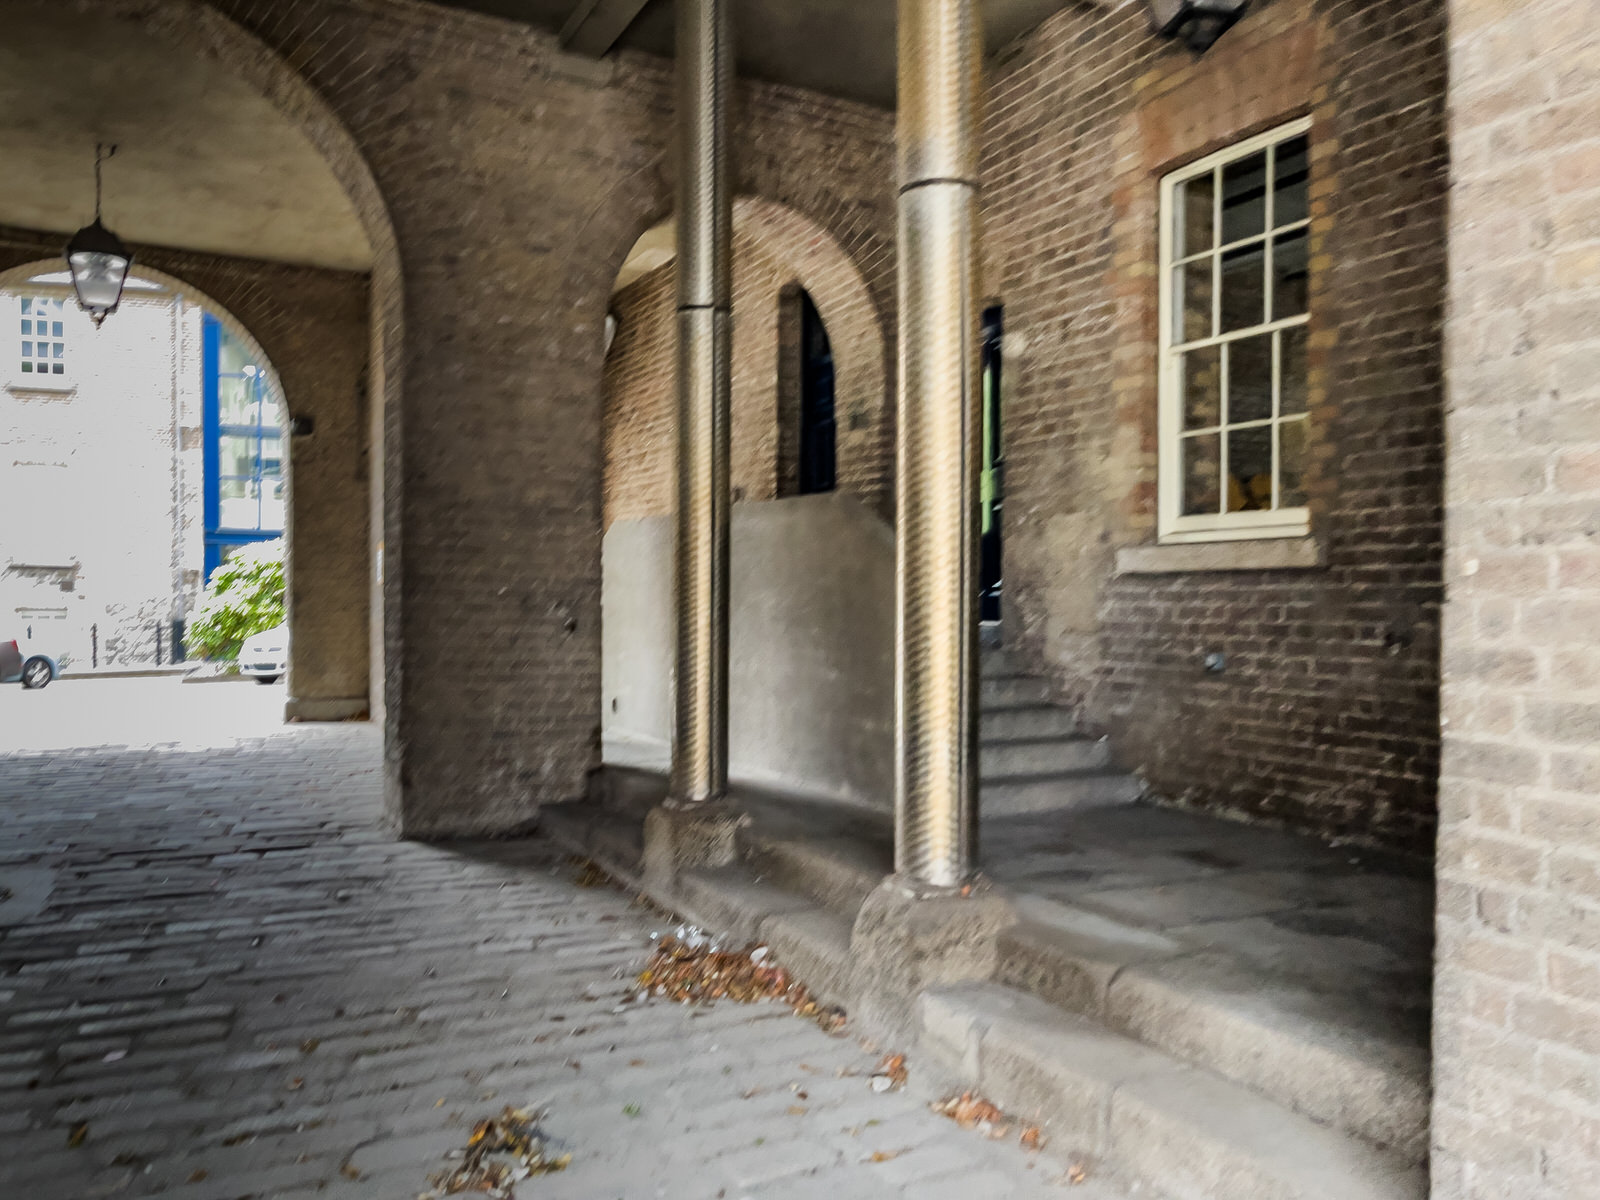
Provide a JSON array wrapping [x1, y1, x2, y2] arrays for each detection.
[[1221, 149, 1268, 244], [1180, 173, 1215, 256], [1176, 261, 1213, 343], [1280, 326, 1308, 415], [19, 319, 29, 335], [1280, 418, 1308, 508], [20, 341, 30, 357], [1226, 425, 1273, 513], [1228, 334, 1273, 424], [1181, 432, 1220, 516], [1274, 134, 1310, 227], [20, 299, 31, 315], [1182, 345, 1222, 429], [1220, 243, 1265, 332], [218, 377, 255, 425], [218, 434, 257, 475], [1272, 229, 1310, 320]]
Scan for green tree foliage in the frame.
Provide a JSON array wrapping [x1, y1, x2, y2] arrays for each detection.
[[189, 539, 286, 661]]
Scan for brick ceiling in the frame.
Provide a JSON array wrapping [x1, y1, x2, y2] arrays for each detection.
[[434, 0, 1079, 109]]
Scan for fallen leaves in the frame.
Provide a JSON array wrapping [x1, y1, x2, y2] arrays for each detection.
[[869, 1053, 907, 1093], [930, 1091, 1047, 1153], [635, 931, 847, 1032], [569, 857, 612, 889], [420, 1106, 570, 1199]]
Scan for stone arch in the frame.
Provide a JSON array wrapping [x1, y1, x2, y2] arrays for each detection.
[[7, 0, 403, 739], [0, 243, 370, 719], [600, 194, 892, 525]]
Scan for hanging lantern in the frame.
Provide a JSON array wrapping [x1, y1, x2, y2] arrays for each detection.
[[65, 144, 133, 327], [1147, 0, 1250, 52]]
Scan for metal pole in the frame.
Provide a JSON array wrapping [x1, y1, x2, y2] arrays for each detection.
[[894, 0, 983, 888], [670, 0, 733, 805]]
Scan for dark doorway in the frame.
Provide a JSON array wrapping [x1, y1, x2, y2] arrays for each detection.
[[797, 290, 837, 495], [980, 305, 1004, 623]]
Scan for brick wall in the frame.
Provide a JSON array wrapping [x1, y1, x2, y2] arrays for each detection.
[[69, 0, 897, 835], [984, 0, 1449, 851], [1433, 0, 1600, 1195], [602, 203, 893, 528], [0, 225, 372, 712]]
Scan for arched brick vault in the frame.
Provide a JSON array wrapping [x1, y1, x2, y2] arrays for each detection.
[[0, 236, 373, 717], [37, 0, 895, 837], [25, 0, 408, 808], [602, 195, 893, 528]]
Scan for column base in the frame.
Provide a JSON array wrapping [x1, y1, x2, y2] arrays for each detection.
[[849, 873, 1016, 1045], [641, 800, 746, 894], [285, 696, 369, 722]]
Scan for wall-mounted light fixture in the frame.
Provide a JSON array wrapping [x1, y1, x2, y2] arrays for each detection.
[[65, 143, 133, 327], [1147, 0, 1249, 52]]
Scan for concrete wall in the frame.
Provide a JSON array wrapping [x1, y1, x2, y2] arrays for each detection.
[[603, 493, 893, 808], [1432, 0, 1600, 1195], [983, 0, 1449, 852]]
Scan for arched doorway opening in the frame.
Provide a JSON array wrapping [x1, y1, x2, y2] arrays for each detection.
[[0, 0, 400, 750]]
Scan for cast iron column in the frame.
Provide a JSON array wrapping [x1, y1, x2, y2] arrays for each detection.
[[894, 0, 982, 887], [671, 0, 733, 804]]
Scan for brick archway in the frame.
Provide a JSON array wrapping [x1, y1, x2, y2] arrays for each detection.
[[0, 244, 370, 720], [601, 195, 892, 525], [15, 0, 407, 797]]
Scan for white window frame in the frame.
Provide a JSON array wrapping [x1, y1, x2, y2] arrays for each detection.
[[1157, 117, 1313, 544], [10, 289, 76, 392]]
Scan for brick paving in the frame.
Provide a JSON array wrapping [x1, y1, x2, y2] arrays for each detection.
[[0, 685, 1077, 1198]]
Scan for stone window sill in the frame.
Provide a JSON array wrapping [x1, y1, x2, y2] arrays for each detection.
[[1115, 536, 1325, 575], [6, 379, 77, 396]]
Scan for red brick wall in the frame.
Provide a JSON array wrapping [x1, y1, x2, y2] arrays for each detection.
[[1433, 0, 1600, 1194], [602, 204, 894, 529], [984, 0, 1449, 851]]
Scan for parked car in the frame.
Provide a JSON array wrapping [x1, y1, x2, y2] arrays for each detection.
[[1, 636, 60, 689], [238, 624, 289, 684]]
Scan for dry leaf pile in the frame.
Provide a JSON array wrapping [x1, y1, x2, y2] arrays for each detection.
[[930, 1091, 1046, 1152], [636, 932, 846, 1031], [419, 1106, 570, 1198], [869, 1053, 907, 1092]]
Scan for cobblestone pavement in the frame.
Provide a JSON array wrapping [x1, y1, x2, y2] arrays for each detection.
[[0, 685, 1079, 1198]]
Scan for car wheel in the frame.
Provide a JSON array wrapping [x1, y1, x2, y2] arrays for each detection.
[[255, 674, 281, 685], [21, 658, 52, 689]]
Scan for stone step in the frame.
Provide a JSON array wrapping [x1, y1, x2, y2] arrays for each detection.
[[979, 674, 1055, 708], [919, 983, 1427, 1200], [676, 868, 856, 1007], [739, 830, 887, 920], [979, 648, 1021, 679], [980, 735, 1110, 778], [982, 770, 1143, 816], [979, 704, 1080, 741], [996, 906, 1430, 1159]]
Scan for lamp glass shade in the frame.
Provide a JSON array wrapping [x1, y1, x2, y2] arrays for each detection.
[[65, 219, 133, 323]]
